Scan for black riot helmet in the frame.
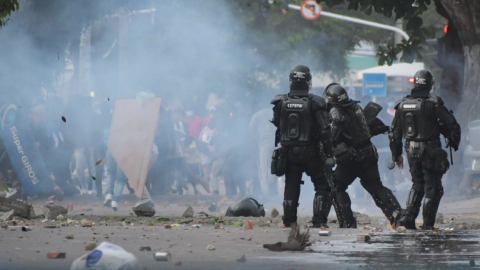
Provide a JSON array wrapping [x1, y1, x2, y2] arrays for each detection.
[[412, 69, 434, 97], [326, 84, 349, 105], [289, 64, 312, 95], [413, 69, 434, 90]]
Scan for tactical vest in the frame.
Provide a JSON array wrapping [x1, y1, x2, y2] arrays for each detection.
[[341, 103, 371, 147], [397, 97, 439, 141], [279, 95, 314, 146]]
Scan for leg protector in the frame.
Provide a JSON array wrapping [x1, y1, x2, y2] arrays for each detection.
[[282, 200, 298, 227], [311, 191, 331, 228], [398, 188, 424, 229], [422, 187, 443, 230], [334, 191, 357, 228], [368, 188, 402, 227]]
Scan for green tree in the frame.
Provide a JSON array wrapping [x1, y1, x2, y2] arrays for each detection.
[[0, 0, 19, 30], [315, 0, 480, 125]]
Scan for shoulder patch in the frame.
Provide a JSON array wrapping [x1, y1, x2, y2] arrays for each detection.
[[310, 94, 326, 109], [394, 97, 403, 109], [271, 94, 285, 105], [428, 94, 444, 105]]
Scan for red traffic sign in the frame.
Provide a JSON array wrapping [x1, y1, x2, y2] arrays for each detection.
[[300, 0, 321, 20]]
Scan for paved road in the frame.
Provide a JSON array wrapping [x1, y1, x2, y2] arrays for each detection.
[[1, 195, 479, 270]]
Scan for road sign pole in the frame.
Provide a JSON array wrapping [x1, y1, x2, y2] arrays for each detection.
[[268, 1, 410, 40]]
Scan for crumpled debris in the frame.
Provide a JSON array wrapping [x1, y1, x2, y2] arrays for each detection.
[[182, 207, 194, 218], [206, 245, 216, 250], [225, 198, 265, 217], [236, 254, 247, 263], [263, 224, 310, 251]]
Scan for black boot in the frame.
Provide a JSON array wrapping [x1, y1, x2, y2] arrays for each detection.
[[422, 197, 441, 230], [282, 200, 298, 227], [311, 191, 331, 228], [368, 187, 403, 228], [335, 192, 357, 228], [398, 188, 424, 230]]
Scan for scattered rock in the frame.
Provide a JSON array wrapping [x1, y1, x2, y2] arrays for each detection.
[[396, 226, 407, 233], [132, 205, 155, 217], [225, 198, 265, 217], [46, 252, 66, 259], [208, 203, 217, 212], [375, 227, 383, 232], [247, 237, 252, 241], [139, 246, 151, 251], [263, 224, 310, 251], [104, 234, 110, 238], [81, 219, 93, 227], [1, 210, 14, 221], [85, 242, 97, 251], [270, 208, 280, 218], [43, 223, 59, 229], [357, 235, 371, 242], [56, 215, 65, 221], [164, 224, 172, 229], [236, 254, 247, 263], [353, 212, 371, 225], [182, 207, 194, 218], [214, 223, 224, 230], [21, 226, 31, 232], [436, 212, 444, 224], [43, 206, 68, 220], [65, 233, 74, 239], [206, 245, 216, 250], [0, 197, 35, 219], [175, 261, 182, 266]]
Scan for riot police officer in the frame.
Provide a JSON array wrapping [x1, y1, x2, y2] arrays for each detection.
[[390, 69, 460, 230], [325, 84, 402, 228], [271, 64, 335, 228]]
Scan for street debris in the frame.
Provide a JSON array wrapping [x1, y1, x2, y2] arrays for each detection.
[[139, 246, 151, 251], [175, 261, 182, 266], [244, 220, 254, 230], [225, 197, 265, 217], [1, 210, 14, 221], [81, 219, 93, 227], [236, 254, 247, 263], [357, 235, 371, 242], [71, 242, 140, 270], [263, 224, 310, 251], [21, 226, 31, 231], [270, 208, 280, 218], [154, 252, 171, 261], [182, 206, 194, 218], [191, 224, 202, 228], [214, 223, 224, 229], [208, 203, 217, 212], [85, 242, 98, 251], [43, 205, 68, 220], [0, 197, 35, 219], [319, 230, 331, 236], [47, 252, 66, 259], [164, 224, 172, 229], [396, 226, 407, 233], [206, 245, 216, 250], [65, 233, 74, 239], [353, 212, 371, 225], [132, 205, 155, 217]]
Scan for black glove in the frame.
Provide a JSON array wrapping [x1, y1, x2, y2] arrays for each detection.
[[325, 157, 335, 167]]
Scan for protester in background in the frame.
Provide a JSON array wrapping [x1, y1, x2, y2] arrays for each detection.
[[249, 99, 278, 198], [184, 107, 204, 138]]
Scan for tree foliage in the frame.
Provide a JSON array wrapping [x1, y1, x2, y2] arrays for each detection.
[[317, 0, 436, 66], [0, 0, 19, 29]]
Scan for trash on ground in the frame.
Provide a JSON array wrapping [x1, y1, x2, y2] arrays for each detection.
[[357, 235, 371, 242], [47, 252, 66, 259], [225, 197, 265, 217], [139, 246, 151, 251], [319, 230, 331, 236], [263, 224, 310, 251], [154, 252, 171, 261], [132, 205, 155, 217], [65, 233, 74, 239], [270, 208, 280, 218], [182, 206, 194, 218], [206, 245, 216, 250], [236, 254, 247, 263], [85, 242, 98, 251], [71, 242, 140, 270]]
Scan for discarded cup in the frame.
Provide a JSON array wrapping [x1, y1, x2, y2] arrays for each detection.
[[318, 230, 331, 236], [154, 252, 171, 261]]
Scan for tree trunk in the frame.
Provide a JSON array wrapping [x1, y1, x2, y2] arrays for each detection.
[[437, 0, 480, 125]]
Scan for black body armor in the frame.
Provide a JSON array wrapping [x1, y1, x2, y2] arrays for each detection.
[[331, 102, 371, 147], [396, 96, 440, 141], [279, 95, 314, 145]]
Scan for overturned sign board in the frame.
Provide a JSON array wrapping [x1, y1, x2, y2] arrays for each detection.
[[107, 98, 161, 198]]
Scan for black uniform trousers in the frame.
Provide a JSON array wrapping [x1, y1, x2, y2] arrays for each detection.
[[334, 155, 384, 193], [283, 146, 330, 223]]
